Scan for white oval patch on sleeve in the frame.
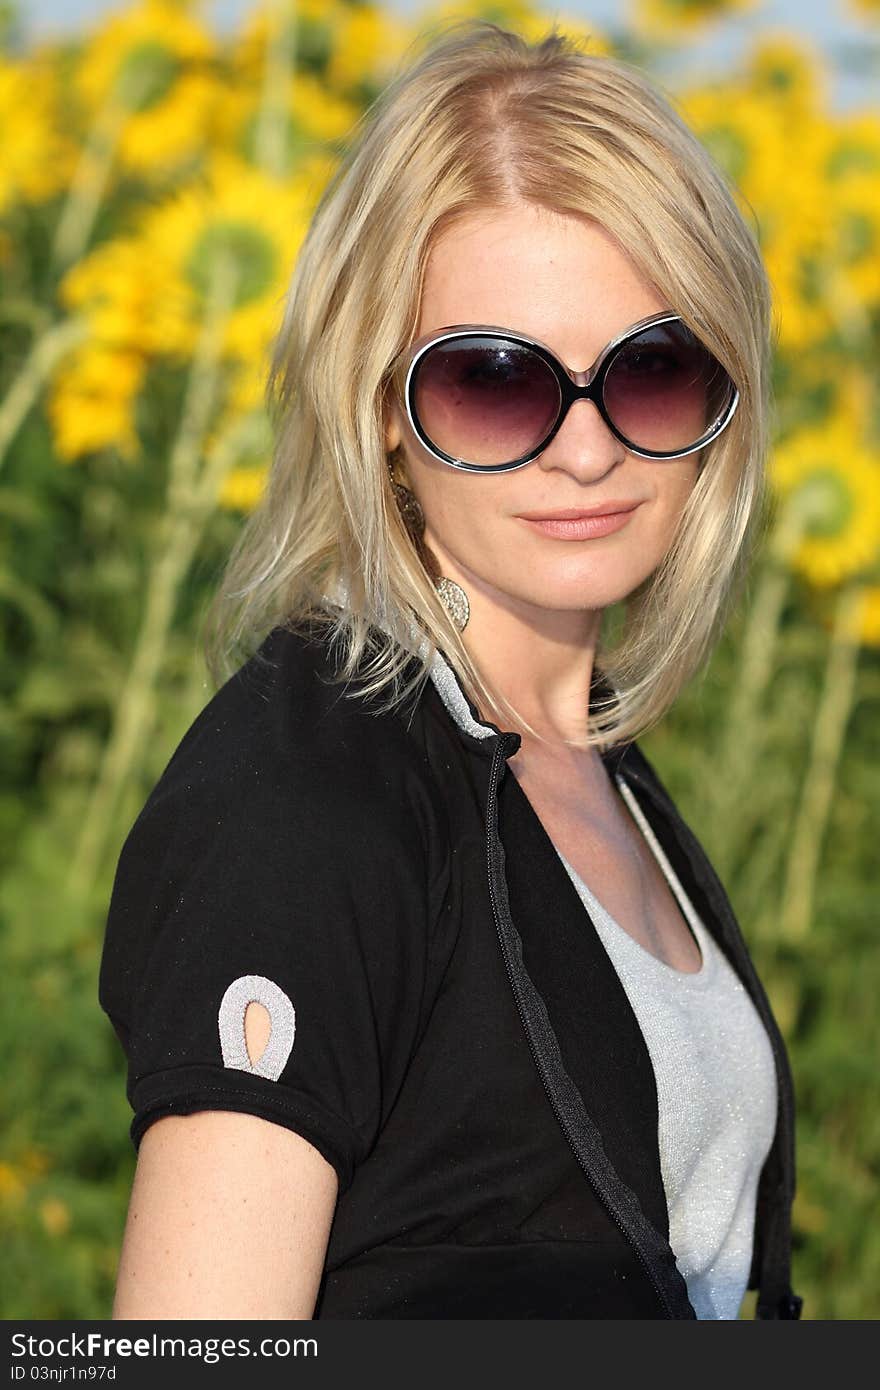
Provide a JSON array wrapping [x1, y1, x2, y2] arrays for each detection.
[[218, 974, 296, 1080]]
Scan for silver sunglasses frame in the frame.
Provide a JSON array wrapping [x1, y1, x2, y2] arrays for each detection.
[[393, 310, 740, 473]]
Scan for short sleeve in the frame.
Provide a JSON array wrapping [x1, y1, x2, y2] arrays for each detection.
[[97, 719, 452, 1195]]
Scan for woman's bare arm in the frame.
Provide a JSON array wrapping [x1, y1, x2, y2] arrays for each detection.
[[112, 1110, 340, 1319]]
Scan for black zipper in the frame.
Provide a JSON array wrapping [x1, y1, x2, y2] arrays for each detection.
[[484, 734, 689, 1320]]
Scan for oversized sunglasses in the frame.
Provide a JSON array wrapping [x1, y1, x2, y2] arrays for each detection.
[[391, 311, 739, 473]]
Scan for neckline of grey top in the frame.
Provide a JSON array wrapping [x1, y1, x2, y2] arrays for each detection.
[[554, 774, 718, 988], [320, 586, 714, 984], [408, 611, 717, 986]]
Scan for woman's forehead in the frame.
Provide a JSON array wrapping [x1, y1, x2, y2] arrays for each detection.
[[417, 207, 670, 360]]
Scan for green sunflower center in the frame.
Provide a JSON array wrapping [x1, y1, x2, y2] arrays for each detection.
[[797, 466, 854, 538], [296, 14, 332, 77], [827, 142, 880, 178], [798, 255, 824, 305], [185, 220, 277, 310], [115, 41, 183, 113], [754, 57, 804, 99], [840, 211, 874, 263]]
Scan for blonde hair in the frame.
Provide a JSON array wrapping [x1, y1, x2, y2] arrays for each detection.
[[203, 16, 772, 749]]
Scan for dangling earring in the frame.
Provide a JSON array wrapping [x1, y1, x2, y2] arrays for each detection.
[[386, 450, 470, 632], [435, 576, 470, 632], [386, 448, 425, 537]]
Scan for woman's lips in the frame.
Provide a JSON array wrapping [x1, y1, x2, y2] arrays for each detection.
[[518, 505, 641, 539]]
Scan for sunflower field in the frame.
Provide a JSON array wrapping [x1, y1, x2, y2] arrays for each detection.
[[1, 0, 878, 1320]]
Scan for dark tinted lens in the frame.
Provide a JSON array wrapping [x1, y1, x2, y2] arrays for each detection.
[[602, 320, 735, 455], [410, 337, 560, 466]]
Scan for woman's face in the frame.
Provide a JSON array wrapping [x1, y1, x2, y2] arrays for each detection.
[[385, 203, 701, 618]]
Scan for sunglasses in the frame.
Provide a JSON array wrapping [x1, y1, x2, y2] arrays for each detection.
[[391, 311, 739, 473]]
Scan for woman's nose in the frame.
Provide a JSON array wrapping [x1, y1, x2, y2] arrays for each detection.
[[536, 397, 626, 479]]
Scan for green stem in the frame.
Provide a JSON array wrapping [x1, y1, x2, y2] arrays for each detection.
[[780, 583, 866, 942], [710, 494, 810, 877], [68, 251, 240, 899], [0, 299, 53, 331], [253, 0, 297, 177], [50, 99, 127, 272], [193, 407, 268, 516], [51, 62, 159, 272], [0, 317, 90, 473], [0, 568, 58, 639], [182, 409, 269, 705]]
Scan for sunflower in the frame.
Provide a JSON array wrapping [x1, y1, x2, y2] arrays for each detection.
[[118, 70, 225, 175], [750, 111, 833, 242], [763, 231, 836, 353], [632, 0, 757, 36], [844, 585, 880, 646], [131, 150, 328, 362], [772, 361, 873, 441], [72, 0, 220, 175], [758, 107, 879, 350], [770, 425, 880, 588], [57, 233, 180, 356], [47, 343, 146, 462], [232, 0, 345, 86], [758, 117, 858, 348], [679, 85, 764, 187], [0, 51, 78, 212], [825, 113, 880, 309], [678, 82, 790, 237], [50, 150, 330, 461], [831, 171, 880, 307], [680, 56, 836, 296], [226, 355, 269, 420], [744, 33, 827, 113], [218, 464, 270, 513], [826, 110, 880, 181], [324, 3, 415, 96]]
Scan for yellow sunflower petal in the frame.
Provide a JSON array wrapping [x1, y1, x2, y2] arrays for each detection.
[[770, 426, 880, 587], [219, 464, 269, 512], [48, 345, 145, 462], [0, 53, 78, 211]]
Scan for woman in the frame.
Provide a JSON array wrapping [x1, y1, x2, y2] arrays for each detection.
[[98, 20, 802, 1320]]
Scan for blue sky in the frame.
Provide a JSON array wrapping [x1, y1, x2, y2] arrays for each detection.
[[19, 0, 879, 109]]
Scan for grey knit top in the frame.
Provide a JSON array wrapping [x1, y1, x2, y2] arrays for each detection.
[[553, 774, 778, 1320]]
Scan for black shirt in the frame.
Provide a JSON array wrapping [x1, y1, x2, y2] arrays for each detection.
[[98, 619, 801, 1319]]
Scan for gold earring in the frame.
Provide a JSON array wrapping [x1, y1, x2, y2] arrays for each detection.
[[385, 450, 470, 632], [387, 449, 425, 537]]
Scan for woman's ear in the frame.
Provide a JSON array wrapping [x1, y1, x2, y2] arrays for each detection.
[[383, 389, 403, 454], [384, 412, 402, 455]]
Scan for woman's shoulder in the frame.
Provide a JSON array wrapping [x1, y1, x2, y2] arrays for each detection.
[[105, 619, 450, 976], [113, 621, 449, 912], [150, 621, 428, 813]]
